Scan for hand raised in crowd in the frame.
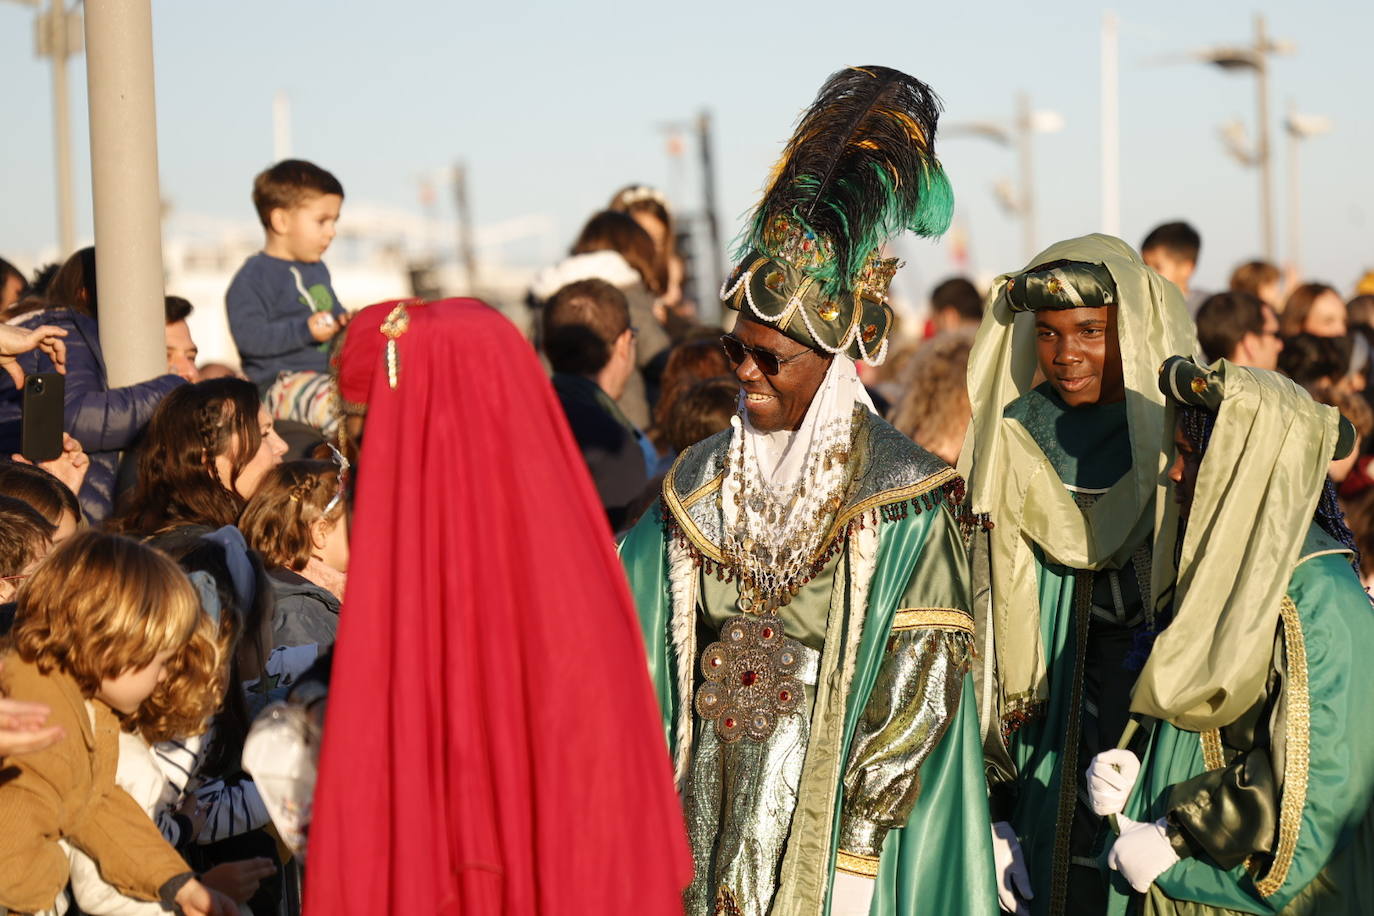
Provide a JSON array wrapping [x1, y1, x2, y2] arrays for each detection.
[[201, 857, 277, 904], [0, 323, 68, 387], [172, 877, 239, 916], [0, 662, 65, 757], [11, 433, 90, 498]]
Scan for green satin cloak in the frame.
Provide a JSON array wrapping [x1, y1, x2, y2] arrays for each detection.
[[1004, 553, 1080, 916], [620, 502, 998, 916], [1107, 537, 1374, 915]]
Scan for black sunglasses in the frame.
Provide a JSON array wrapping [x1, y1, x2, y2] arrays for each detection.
[[720, 335, 813, 376]]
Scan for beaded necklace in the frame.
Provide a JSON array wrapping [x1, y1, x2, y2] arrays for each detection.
[[694, 402, 858, 743]]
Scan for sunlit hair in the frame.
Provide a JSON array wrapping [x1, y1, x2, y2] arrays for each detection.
[[652, 336, 733, 436], [542, 279, 631, 376], [571, 210, 666, 295], [10, 531, 199, 697], [663, 376, 740, 454], [888, 331, 975, 465], [131, 603, 232, 743], [3, 247, 97, 321], [110, 378, 262, 536], [252, 159, 344, 231], [609, 184, 677, 273], [239, 460, 344, 571], [1229, 260, 1280, 299], [0, 461, 80, 526], [1279, 282, 1339, 338], [0, 495, 55, 577]]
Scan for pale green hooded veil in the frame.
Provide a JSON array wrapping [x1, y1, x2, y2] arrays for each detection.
[[1137, 358, 1349, 730], [957, 233, 1197, 725]]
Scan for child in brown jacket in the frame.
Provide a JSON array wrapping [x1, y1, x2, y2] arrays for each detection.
[[0, 531, 236, 916]]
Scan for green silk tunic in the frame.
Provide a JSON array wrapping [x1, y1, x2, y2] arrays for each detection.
[[620, 413, 998, 916]]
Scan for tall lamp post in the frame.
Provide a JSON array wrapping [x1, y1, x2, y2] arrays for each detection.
[[85, 0, 167, 387], [946, 94, 1064, 262], [7, 0, 82, 256], [1284, 108, 1332, 279], [1175, 14, 1291, 261]]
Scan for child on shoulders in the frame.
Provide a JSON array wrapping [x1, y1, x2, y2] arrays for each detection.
[[226, 160, 348, 436]]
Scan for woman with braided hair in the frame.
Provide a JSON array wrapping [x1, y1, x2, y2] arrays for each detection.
[[110, 378, 288, 539]]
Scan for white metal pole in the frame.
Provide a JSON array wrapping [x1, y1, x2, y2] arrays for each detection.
[[46, 0, 76, 256], [273, 90, 291, 162], [1100, 10, 1120, 237], [1287, 114, 1301, 278], [84, 0, 167, 387], [1017, 92, 1035, 261], [1255, 14, 1275, 261]]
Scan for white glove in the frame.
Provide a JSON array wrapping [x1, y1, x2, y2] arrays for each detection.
[[831, 870, 877, 916], [1107, 815, 1180, 893], [991, 821, 1033, 914], [1087, 748, 1141, 816]]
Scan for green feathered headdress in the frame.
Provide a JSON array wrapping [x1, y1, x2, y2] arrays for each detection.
[[721, 65, 954, 364]]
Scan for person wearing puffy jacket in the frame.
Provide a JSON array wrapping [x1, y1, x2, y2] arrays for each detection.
[[0, 300, 184, 522]]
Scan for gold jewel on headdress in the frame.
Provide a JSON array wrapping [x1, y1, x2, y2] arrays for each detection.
[[380, 303, 411, 389]]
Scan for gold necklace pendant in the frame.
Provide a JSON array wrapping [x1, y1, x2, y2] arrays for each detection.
[[694, 613, 804, 743]]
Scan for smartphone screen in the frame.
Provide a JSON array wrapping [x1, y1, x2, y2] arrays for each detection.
[[21, 373, 65, 463]]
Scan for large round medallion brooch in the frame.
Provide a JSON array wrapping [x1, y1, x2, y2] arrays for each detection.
[[694, 613, 804, 743]]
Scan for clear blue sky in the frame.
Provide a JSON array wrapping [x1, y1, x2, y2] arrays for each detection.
[[2, 0, 1370, 299]]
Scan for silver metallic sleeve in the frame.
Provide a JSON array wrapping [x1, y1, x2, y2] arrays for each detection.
[[838, 627, 971, 857]]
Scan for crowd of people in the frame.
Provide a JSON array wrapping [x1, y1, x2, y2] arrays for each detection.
[[1, 62, 1372, 916]]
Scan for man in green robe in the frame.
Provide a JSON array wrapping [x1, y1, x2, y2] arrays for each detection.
[[620, 65, 997, 916], [1085, 357, 1374, 914], [959, 235, 1197, 915]]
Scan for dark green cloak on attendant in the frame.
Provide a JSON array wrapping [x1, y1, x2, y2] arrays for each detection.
[[620, 411, 997, 916], [1111, 529, 1374, 915], [1104, 358, 1374, 914]]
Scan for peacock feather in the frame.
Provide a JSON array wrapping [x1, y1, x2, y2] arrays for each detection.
[[740, 65, 953, 300]]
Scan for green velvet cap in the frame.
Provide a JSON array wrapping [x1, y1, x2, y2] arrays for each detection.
[[1004, 259, 1119, 313], [722, 246, 895, 363], [1158, 354, 1357, 460]]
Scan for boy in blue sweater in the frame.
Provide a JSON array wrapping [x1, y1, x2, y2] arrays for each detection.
[[226, 159, 348, 433]]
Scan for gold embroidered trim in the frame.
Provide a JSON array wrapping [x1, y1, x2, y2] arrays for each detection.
[[1200, 728, 1225, 771], [1050, 570, 1093, 915], [829, 467, 958, 542], [662, 460, 959, 567], [662, 464, 725, 563], [891, 608, 973, 633], [713, 884, 743, 916], [1255, 596, 1310, 898], [682, 472, 724, 511], [777, 275, 813, 329], [836, 849, 882, 878]]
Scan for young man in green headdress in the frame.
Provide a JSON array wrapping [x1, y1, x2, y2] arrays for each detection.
[[1084, 357, 1374, 914], [619, 65, 997, 916], [959, 235, 1197, 915]]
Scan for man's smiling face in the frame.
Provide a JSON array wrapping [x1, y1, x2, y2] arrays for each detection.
[[728, 317, 831, 433], [1033, 306, 1125, 407]]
